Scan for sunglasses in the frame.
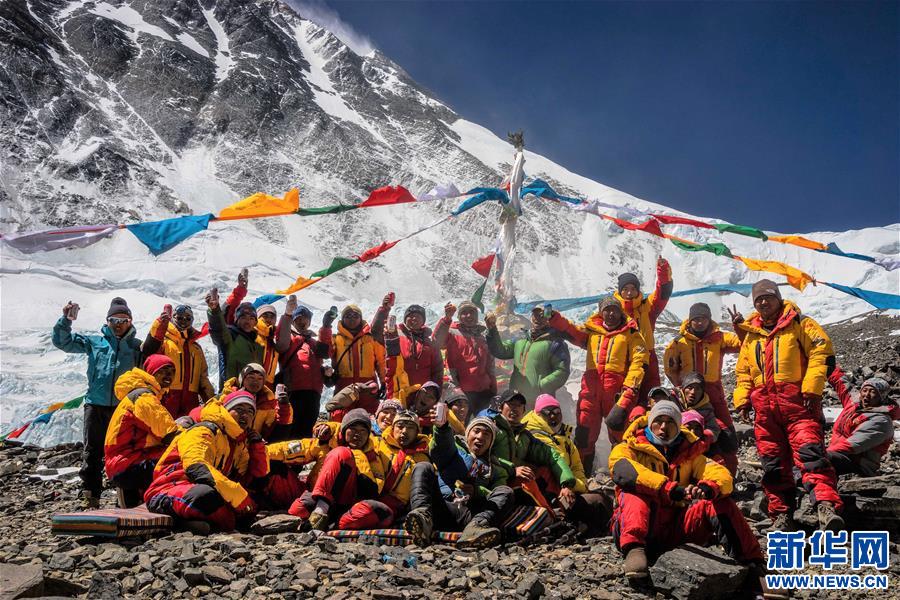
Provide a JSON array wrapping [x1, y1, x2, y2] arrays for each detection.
[[107, 317, 132, 326], [541, 408, 562, 417]]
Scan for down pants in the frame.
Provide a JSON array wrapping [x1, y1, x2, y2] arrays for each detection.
[[574, 370, 626, 467], [408, 462, 513, 532], [287, 446, 398, 529], [751, 383, 841, 515], [705, 380, 735, 430], [612, 490, 763, 563], [146, 483, 240, 531]]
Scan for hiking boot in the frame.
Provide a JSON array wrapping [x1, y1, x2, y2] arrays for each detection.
[[623, 546, 649, 581], [308, 511, 329, 532], [81, 490, 100, 510], [768, 513, 793, 532], [404, 508, 433, 547], [457, 520, 501, 549], [816, 502, 844, 531], [180, 520, 211, 536]]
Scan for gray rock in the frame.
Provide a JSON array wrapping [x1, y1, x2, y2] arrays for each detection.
[[515, 573, 545, 599], [86, 571, 123, 600], [92, 545, 133, 569], [203, 564, 234, 584], [182, 567, 205, 585], [0, 560, 44, 599], [649, 544, 749, 600], [47, 552, 74, 571], [839, 474, 900, 494]]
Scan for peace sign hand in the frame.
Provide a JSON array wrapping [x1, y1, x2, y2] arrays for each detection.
[[726, 304, 743, 325]]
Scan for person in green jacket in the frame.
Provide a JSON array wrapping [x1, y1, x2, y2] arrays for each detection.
[[206, 287, 265, 389], [488, 389, 577, 510], [485, 308, 570, 408]]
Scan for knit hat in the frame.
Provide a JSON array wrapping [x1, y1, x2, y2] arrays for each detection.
[[535, 394, 560, 414], [404, 304, 427, 320], [342, 304, 362, 318], [376, 399, 403, 415], [681, 409, 705, 428], [499, 388, 526, 406], [393, 409, 420, 430], [235, 302, 257, 319], [174, 305, 193, 318], [751, 279, 782, 304], [419, 381, 442, 398], [617, 273, 640, 293], [688, 302, 712, 320], [292, 305, 313, 320], [648, 386, 675, 403], [862, 377, 890, 401], [143, 354, 175, 375], [457, 301, 479, 314], [223, 390, 256, 412], [465, 416, 497, 448], [681, 372, 705, 390], [444, 389, 468, 407], [648, 400, 682, 426], [238, 363, 266, 385], [107, 297, 132, 318], [598, 297, 622, 313], [340, 408, 372, 434], [257, 304, 277, 318]]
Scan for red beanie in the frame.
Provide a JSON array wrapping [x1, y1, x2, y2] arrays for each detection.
[[143, 354, 175, 375]]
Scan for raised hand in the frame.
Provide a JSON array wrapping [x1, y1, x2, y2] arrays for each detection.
[[323, 306, 338, 328], [726, 304, 744, 325], [205, 287, 220, 310], [285, 295, 298, 316], [62, 301, 79, 321], [237, 268, 249, 288], [444, 302, 457, 319], [382, 292, 395, 309], [484, 312, 497, 330]]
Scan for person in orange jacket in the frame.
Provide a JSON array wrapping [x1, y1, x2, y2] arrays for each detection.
[[734, 279, 841, 532], [329, 296, 390, 414], [549, 297, 648, 469], [663, 302, 741, 429], [615, 257, 673, 402], [254, 304, 280, 388], [142, 304, 215, 418], [104, 355, 179, 507], [214, 363, 292, 441]]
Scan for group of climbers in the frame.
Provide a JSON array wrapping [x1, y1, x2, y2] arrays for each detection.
[[51, 260, 895, 592]]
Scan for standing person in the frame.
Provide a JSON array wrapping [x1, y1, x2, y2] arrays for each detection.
[[826, 367, 897, 476], [142, 304, 215, 418], [52, 298, 143, 508], [329, 295, 390, 413], [548, 298, 647, 466], [207, 287, 265, 388], [485, 307, 570, 407], [255, 304, 280, 388], [104, 355, 179, 507], [615, 257, 673, 400], [734, 280, 842, 531], [433, 301, 497, 416], [663, 302, 741, 428], [274, 295, 335, 439], [382, 301, 443, 397]]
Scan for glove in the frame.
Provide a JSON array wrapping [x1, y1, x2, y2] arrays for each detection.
[[322, 306, 338, 328], [697, 482, 717, 500], [234, 495, 257, 515], [616, 387, 637, 410], [246, 430, 263, 445], [664, 481, 686, 502]]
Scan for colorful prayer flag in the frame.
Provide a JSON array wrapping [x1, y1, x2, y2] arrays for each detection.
[[823, 283, 900, 310], [217, 188, 299, 220], [126, 214, 214, 256], [310, 257, 359, 278], [471, 253, 496, 278], [713, 223, 768, 241], [737, 256, 814, 290], [358, 186, 416, 208], [275, 275, 322, 295], [296, 205, 358, 216], [1, 224, 118, 254], [651, 214, 717, 229], [356, 240, 399, 262]]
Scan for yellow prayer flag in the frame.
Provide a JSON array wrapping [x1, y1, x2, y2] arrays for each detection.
[[217, 188, 300, 221], [768, 235, 828, 252], [738, 256, 815, 290], [276, 275, 322, 295]]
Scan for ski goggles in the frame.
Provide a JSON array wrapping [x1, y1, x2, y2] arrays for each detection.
[[107, 317, 132, 326]]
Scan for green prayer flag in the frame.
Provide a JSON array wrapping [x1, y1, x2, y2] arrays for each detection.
[[61, 396, 85, 410], [311, 256, 358, 278], [713, 223, 768, 241], [471, 279, 488, 312], [296, 205, 358, 216], [670, 239, 733, 257]]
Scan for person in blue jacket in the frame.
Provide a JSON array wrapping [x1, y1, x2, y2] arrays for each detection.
[[52, 297, 143, 508]]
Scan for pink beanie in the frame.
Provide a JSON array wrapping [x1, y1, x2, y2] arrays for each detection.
[[534, 394, 560, 414], [681, 409, 704, 428]]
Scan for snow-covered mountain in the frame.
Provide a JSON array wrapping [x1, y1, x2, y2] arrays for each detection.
[[1, 0, 897, 430]]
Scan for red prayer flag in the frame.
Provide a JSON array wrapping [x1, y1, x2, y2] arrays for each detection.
[[356, 240, 399, 262], [471, 253, 496, 278], [358, 186, 416, 208], [609, 216, 664, 238], [650, 214, 716, 229]]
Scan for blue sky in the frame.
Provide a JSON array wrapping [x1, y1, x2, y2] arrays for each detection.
[[307, 1, 898, 233]]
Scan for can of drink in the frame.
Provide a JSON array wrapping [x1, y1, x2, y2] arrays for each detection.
[[433, 402, 448, 426], [163, 304, 173, 319], [275, 383, 286, 397], [68, 304, 80, 320]]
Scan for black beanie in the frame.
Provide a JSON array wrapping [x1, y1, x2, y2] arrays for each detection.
[[688, 303, 712, 320], [107, 297, 132, 318], [617, 273, 640, 293], [404, 304, 426, 320]]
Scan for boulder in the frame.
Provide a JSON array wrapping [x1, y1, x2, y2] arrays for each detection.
[[649, 544, 749, 600], [0, 560, 43, 599], [250, 514, 304, 535]]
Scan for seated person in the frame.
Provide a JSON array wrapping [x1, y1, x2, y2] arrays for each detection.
[[403, 415, 513, 549], [372, 399, 402, 436], [677, 372, 738, 474], [260, 422, 335, 510], [522, 394, 611, 534], [289, 409, 389, 531], [324, 380, 381, 421], [827, 367, 897, 476], [445, 388, 470, 434], [104, 355, 179, 507], [609, 400, 763, 583], [214, 363, 291, 440], [145, 391, 267, 533], [490, 390, 577, 509]]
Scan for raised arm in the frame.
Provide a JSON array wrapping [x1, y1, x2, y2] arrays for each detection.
[[647, 257, 673, 322]]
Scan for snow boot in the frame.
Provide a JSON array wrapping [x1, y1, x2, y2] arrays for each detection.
[[404, 508, 433, 547], [624, 546, 649, 581], [816, 502, 844, 531], [457, 519, 501, 549]]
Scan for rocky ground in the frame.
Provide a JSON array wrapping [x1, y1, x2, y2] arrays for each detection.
[[1, 315, 898, 600]]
